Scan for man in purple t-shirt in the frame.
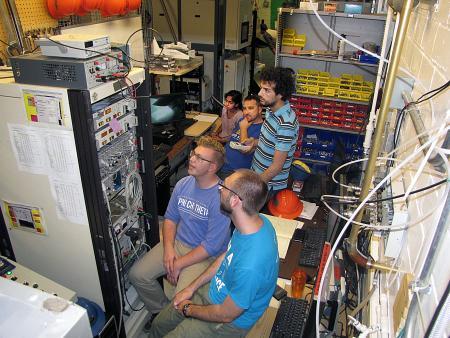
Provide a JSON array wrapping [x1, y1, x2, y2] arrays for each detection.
[[129, 136, 231, 331]]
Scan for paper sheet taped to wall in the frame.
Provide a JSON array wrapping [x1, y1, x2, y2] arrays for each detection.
[[8, 124, 48, 175]]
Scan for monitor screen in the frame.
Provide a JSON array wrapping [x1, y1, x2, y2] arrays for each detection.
[[150, 93, 186, 125]]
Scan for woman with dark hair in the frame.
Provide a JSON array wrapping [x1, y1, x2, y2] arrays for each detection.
[[212, 90, 243, 144]]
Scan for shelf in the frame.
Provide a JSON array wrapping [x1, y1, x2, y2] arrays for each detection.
[[293, 93, 370, 105], [279, 8, 387, 21], [295, 157, 331, 165], [278, 53, 379, 68], [173, 77, 200, 83], [149, 57, 203, 76], [186, 99, 199, 104], [299, 123, 364, 135]]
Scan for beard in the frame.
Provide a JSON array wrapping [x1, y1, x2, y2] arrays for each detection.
[[220, 197, 232, 215]]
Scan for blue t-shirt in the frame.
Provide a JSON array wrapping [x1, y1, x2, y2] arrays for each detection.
[[222, 118, 263, 172], [164, 176, 230, 256], [208, 215, 279, 329], [251, 102, 299, 191]]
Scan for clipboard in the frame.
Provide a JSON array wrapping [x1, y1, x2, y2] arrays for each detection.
[[184, 113, 218, 137]]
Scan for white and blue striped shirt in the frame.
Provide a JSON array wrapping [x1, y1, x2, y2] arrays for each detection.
[[251, 102, 299, 191]]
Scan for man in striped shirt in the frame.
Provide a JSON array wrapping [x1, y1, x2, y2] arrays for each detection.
[[249, 67, 299, 193]]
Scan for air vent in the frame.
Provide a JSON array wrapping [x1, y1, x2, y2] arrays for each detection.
[[41, 63, 77, 82]]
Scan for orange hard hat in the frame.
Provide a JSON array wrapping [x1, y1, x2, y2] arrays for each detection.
[[268, 189, 303, 219]]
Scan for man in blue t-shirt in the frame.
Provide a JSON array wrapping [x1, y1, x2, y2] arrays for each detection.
[[219, 94, 264, 179], [149, 169, 279, 338], [247, 67, 299, 193], [129, 136, 231, 331]]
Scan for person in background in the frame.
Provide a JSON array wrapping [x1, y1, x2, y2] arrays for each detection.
[[218, 94, 264, 179], [129, 136, 230, 332], [261, 21, 276, 54], [212, 90, 243, 144], [247, 67, 299, 194], [148, 169, 279, 338]]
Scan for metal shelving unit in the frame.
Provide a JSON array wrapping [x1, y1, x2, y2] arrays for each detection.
[[275, 9, 388, 81], [276, 10, 390, 174], [292, 93, 370, 105], [278, 53, 379, 67]]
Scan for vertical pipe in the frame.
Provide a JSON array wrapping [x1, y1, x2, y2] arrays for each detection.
[[363, 6, 393, 154], [249, 9, 257, 93], [347, 0, 416, 268], [0, 0, 26, 54]]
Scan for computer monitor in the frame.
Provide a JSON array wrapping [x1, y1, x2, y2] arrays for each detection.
[[150, 93, 186, 125]]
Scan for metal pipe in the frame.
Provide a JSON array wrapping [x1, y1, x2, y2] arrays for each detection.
[[401, 91, 448, 173], [347, 0, 416, 269], [159, 0, 178, 43], [403, 191, 450, 337], [0, 0, 25, 54]]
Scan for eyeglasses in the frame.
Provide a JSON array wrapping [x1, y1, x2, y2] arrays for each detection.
[[190, 150, 213, 163], [218, 183, 243, 201]]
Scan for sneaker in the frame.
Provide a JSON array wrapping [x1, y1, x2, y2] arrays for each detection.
[[143, 312, 159, 333]]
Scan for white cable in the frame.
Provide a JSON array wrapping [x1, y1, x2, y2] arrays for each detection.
[[322, 198, 370, 226], [125, 170, 143, 211], [332, 123, 449, 189], [403, 135, 440, 200], [129, 238, 140, 260], [110, 228, 124, 337], [364, 6, 394, 153], [308, 0, 389, 63], [321, 194, 359, 201], [315, 126, 450, 338], [103, 180, 125, 334], [140, 242, 152, 250], [211, 95, 225, 107], [323, 182, 449, 231]]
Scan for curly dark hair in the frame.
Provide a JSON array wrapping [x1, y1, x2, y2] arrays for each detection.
[[259, 67, 296, 100], [224, 90, 243, 110]]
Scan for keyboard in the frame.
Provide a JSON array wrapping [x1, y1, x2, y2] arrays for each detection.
[[271, 297, 309, 337], [298, 227, 327, 268], [176, 118, 196, 130]]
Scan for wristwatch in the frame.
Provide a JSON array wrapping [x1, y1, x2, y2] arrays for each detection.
[[182, 303, 191, 317]]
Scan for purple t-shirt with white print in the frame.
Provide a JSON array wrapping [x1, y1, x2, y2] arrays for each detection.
[[164, 176, 230, 256]]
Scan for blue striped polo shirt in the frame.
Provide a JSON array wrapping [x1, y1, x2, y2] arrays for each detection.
[[251, 101, 299, 191]]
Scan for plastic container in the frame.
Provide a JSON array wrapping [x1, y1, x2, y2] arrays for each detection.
[[337, 34, 347, 61], [291, 268, 307, 298]]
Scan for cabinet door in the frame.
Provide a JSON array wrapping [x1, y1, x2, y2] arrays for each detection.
[[181, 0, 216, 45]]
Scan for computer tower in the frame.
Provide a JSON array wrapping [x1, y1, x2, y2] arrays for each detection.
[[223, 53, 251, 97], [224, 0, 253, 50]]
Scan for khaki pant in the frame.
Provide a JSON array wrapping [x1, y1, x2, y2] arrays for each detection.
[[148, 284, 249, 338], [128, 240, 214, 314]]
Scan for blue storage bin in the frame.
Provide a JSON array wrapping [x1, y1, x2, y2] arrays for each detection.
[[303, 129, 336, 151]]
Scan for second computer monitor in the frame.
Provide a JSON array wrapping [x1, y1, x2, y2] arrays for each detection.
[[150, 93, 186, 126]]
